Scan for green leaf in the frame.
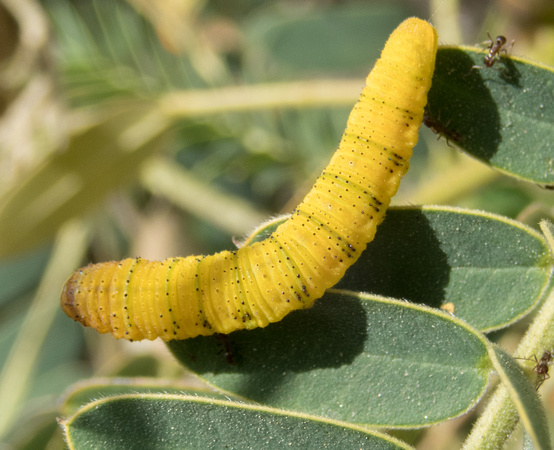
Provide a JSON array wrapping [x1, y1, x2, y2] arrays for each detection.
[[168, 293, 491, 428], [337, 206, 552, 331], [0, 101, 171, 258], [60, 378, 242, 417], [425, 47, 554, 186], [246, 206, 552, 332], [61, 394, 413, 449], [487, 345, 551, 450]]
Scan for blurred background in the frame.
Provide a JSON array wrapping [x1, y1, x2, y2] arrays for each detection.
[[0, 0, 553, 448]]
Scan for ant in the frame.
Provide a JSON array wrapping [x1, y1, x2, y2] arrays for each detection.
[[471, 33, 513, 71], [484, 34, 508, 68], [518, 350, 552, 389], [533, 350, 552, 389], [215, 333, 237, 365], [423, 113, 463, 146]]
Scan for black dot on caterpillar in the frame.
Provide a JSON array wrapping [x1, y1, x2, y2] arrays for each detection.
[[60, 18, 438, 341]]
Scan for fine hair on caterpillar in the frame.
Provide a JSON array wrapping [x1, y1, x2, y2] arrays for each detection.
[[61, 18, 438, 341]]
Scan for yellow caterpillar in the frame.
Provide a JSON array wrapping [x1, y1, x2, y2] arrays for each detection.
[[61, 18, 438, 341]]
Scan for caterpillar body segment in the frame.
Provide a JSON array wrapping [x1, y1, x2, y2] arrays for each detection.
[[61, 18, 438, 341]]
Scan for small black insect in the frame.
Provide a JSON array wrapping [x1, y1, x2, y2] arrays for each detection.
[[423, 113, 463, 146], [484, 34, 508, 68], [518, 350, 552, 389], [215, 333, 237, 365], [532, 350, 552, 389]]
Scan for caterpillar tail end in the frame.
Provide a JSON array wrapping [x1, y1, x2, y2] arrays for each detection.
[[60, 271, 87, 327], [60, 262, 129, 338]]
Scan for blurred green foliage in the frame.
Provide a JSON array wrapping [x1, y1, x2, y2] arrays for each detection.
[[0, 0, 553, 448]]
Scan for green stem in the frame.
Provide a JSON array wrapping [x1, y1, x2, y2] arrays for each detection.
[[159, 80, 361, 118], [140, 157, 268, 235]]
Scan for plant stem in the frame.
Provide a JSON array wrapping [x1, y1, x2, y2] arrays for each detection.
[[159, 80, 361, 118]]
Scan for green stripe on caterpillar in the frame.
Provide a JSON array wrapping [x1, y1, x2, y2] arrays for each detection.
[[61, 18, 438, 341]]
